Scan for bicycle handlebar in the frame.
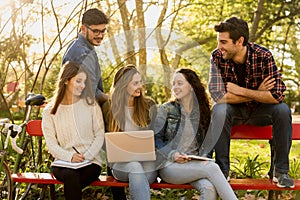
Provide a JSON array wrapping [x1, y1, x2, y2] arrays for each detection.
[[0, 122, 23, 154], [0, 94, 46, 155]]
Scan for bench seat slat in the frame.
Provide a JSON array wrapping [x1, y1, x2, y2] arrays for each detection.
[[12, 173, 300, 191]]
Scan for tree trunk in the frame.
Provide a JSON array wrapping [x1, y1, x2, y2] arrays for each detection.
[[249, 0, 265, 42], [117, 0, 136, 65], [135, 0, 147, 79]]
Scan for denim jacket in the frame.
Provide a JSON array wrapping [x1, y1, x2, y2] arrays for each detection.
[[62, 33, 104, 100], [154, 101, 205, 168]]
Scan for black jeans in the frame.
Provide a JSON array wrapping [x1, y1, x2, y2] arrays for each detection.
[[52, 163, 101, 200]]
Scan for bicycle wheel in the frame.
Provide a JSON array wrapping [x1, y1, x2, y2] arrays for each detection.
[[0, 162, 12, 200]]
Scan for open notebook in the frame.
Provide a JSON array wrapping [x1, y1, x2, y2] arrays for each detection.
[[51, 159, 91, 169], [105, 130, 156, 163]]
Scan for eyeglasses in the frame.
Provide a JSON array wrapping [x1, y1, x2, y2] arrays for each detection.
[[85, 24, 106, 35]]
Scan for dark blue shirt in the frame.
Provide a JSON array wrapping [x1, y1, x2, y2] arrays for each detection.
[[62, 34, 103, 100]]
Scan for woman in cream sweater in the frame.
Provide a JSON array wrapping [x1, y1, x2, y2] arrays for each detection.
[[42, 61, 105, 200]]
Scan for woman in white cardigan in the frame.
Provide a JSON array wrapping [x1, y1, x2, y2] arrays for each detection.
[[42, 61, 105, 200]]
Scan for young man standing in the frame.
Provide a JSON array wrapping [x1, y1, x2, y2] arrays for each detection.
[[62, 8, 108, 105], [62, 8, 127, 199], [207, 17, 294, 188]]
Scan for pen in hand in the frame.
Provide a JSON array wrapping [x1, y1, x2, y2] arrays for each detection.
[[71, 146, 84, 162], [72, 146, 80, 154]]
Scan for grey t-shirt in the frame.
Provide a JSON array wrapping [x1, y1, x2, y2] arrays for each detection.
[[177, 110, 198, 155]]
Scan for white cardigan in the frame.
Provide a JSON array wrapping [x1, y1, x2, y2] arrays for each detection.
[[42, 99, 105, 167]]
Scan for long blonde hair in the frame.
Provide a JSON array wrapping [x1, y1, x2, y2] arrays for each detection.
[[106, 65, 154, 131]]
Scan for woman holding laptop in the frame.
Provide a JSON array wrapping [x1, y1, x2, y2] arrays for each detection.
[[154, 68, 237, 200], [102, 65, 157, 200], [42, 61, 105, 200]]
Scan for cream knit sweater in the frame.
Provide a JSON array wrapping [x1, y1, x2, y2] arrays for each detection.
[[42, 99, 105, 167]]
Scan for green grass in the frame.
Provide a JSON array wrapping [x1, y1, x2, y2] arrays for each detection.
[[230, 140, 300, 200], [231, 140, 300, 177]]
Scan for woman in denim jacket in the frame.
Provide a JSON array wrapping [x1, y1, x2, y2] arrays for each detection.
[[154, 68, 237, 200]]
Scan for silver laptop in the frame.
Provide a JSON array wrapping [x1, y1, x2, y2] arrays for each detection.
[[105, 130, 156, 163]]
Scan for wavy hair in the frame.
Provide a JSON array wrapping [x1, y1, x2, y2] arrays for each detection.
[[175, 68, 211, 134], [214, 17, 249, 46], [50, 61, 94, 114]]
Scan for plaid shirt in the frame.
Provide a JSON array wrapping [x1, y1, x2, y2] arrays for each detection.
[[209, 43, 286, 108]]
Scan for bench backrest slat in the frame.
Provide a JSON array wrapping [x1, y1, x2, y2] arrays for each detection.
[[26, 120, 43, 137], [231, 124, 300, 140], [26, 120, 300, 140]]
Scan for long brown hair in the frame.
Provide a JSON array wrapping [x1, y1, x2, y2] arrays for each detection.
[[50, 61, 94, 114], [175, 68, 211, 133], [106, 64, 154, 131]]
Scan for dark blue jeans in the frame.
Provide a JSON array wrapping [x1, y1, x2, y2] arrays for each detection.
[[203, 103, 292, 175]]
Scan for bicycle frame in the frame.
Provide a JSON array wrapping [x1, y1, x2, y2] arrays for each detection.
[[12, 94, 45, 173], [13, 105, 34, 173]]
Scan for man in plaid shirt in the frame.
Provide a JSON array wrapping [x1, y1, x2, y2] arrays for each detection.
[[207, 17, 294, 188]]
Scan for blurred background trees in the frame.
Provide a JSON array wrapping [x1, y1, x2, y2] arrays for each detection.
[[0, 0, 300, 120]]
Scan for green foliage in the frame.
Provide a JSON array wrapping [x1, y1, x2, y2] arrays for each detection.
[[42, 62, 62, 101], [145, 75, 168, 105], [1, 0, 300, 109], [231, 155, 268, 178], [174, 0, 300, 108], [289, 158, 300, 179]]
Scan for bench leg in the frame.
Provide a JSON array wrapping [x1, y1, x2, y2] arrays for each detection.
[[268, 190, 274, 200], [267, 139, 283, 200], [268, 139, 275, 179], [50, 185, 56, 200], [107, 167, 127, 200], [19, 183, 32, 200], [268, 190, 282, 200], [267, 139, 275, 200], [38, 185, 47, 199]]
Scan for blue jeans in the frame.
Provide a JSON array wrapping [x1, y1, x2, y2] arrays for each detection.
[[208, 103, 292, 175], [112, 161, 157, 200], [159, 160, 237, 200]]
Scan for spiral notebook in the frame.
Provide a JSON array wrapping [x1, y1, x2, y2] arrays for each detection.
[[105, 130, 156, 163]]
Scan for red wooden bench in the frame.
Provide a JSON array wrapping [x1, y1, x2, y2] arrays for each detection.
[[12, 173, 300, 191], [12, 120, 300, 194]]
